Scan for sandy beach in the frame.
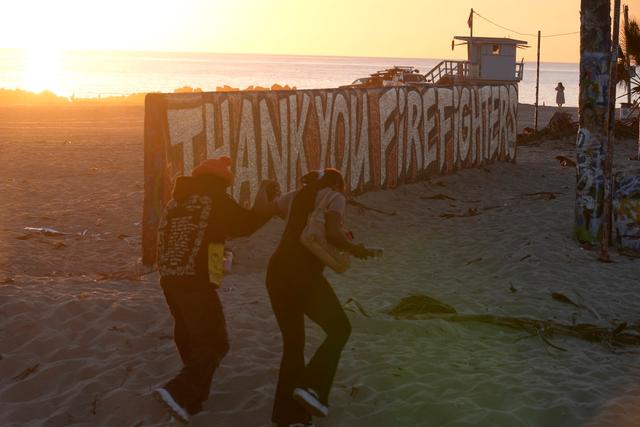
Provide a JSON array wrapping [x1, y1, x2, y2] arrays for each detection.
[[1, 103, 640, 427]]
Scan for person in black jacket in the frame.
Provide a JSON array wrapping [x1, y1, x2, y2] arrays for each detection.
[[153, 156, 277, 424], [266, 169, 375, 427]]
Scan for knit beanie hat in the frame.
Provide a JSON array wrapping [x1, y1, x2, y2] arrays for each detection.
[[192, 156, 234, 187]]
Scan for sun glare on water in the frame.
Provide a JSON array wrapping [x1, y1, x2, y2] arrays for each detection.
[[21, 48, 65, 95]]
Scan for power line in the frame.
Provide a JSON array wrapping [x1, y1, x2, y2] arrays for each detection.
[[472, 10, 579, 39], [472, 10, 537, 37], [542, 31, 581, 38]]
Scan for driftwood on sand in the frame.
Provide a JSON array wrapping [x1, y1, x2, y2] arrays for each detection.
[[347, 198, 396, 216], [382, 295, 640, 352]]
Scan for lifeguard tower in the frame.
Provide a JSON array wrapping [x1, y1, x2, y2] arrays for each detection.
[[425, 36, 528, 84]]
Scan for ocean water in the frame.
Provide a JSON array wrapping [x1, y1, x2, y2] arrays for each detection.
[[0, 49, 579, 106]]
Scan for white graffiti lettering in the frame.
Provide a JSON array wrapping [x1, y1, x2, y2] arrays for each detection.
[[159, 84, 519, 204]]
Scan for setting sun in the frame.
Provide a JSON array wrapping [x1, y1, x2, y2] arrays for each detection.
[[21, 48, 64, 94]]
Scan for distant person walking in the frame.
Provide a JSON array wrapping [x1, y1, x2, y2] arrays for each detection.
[[153, 156, 278, 424], [555, 82, 565, 109], [266, 169, 376, 427]]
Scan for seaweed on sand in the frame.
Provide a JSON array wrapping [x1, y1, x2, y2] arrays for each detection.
[[386, 295, 457, 318], [384, 294, 640, 352]]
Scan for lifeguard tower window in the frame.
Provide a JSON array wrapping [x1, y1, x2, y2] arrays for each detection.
[[492, 44, 501, 55]]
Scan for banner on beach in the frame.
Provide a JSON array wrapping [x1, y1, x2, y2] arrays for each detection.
[[143, 84, 519, 265]]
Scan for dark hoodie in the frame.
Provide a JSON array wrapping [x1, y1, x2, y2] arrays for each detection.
[[157, 175, 269, 287], [269, 179, 329, 277]]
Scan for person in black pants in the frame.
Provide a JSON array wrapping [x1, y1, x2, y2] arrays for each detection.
[[267, 169, 374, 427], [153, 156, 278, 424]]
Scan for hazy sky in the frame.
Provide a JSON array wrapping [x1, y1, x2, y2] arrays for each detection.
[[3, 0, 640, 62]]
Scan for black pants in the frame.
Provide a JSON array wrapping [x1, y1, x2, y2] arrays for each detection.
[[161, 281, 229, 414], [266, 262, 352, 425]]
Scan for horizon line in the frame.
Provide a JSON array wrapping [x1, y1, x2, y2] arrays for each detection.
[[0, 46, 580, 65]]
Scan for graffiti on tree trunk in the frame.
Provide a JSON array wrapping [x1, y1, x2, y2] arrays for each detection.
[[613, 171, 640, 256]]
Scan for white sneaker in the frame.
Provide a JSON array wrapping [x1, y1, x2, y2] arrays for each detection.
[[292, 388, 328, 418], [152, 387, 190, 425]]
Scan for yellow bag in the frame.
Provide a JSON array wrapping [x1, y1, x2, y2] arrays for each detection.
[[208, 243, 225, 287]]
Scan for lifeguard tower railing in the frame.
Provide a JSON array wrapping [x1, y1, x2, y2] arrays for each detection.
[[424, 60, 469, 83], [424, 60, 524, 84]]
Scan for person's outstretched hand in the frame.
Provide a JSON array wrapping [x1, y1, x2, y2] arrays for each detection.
[[263, 180, 281, 201], [253, 180, 281, 215]]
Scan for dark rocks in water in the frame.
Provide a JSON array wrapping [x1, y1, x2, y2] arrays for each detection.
[[387, 295, 457, 319]]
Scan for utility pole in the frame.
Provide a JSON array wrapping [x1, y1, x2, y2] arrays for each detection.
[[622, 4, 640, 160], [534, 30, 541, 132], [470, 8, 474, 37], [599, 0, 621, 261], [624, 4, 631, 105], [576, 0, 611, 247]]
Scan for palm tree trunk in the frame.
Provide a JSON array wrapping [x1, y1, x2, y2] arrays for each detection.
[[576, 0, 611, 246]]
